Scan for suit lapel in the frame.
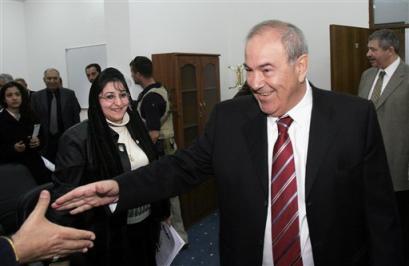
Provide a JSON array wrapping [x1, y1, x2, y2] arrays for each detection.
[[375, 62, 405, 108], [305, 88, 337, 199], [242, 101, 269, 197], [359, 69, 377, 99]]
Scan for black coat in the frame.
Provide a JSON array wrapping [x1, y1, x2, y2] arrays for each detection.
[[0, 110, 50, 184], [52, 116, 169, 266], [114, 86, 403, 265]]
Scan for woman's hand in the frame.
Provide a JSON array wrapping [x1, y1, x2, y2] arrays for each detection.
[[14, 141, 26, 152], [29, 136, 40, 148]]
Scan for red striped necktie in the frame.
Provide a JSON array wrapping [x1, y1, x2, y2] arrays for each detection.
[[271, 116, 303, 266]]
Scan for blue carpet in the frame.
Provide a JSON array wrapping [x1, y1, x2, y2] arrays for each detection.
[[171, 212, 220, 266]]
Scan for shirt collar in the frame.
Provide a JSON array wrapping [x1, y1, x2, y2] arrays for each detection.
[[382, 57, 400, 77], [6, 108, 20, 121], [107, 112, 130, 127], [272, 79, 313, 128]]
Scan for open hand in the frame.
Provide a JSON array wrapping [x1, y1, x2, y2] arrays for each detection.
[[52, 180, 120, 214]]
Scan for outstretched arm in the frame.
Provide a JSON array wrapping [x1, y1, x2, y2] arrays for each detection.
[[52, 180, 119, 214], [11, 190, 95, 263]]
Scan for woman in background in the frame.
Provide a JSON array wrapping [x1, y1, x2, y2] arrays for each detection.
[[53, 68, 169, 266], [0, 81, 50, 184]]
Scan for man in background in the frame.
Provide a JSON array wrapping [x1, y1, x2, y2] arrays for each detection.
[[358, 29, 409, 264], [130, 56, 189, 246], [85, 63, 101, 83], [31, 68, 81, 163]]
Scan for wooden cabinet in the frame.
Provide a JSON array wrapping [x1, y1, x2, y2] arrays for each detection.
[[152, 53, 220, 228]]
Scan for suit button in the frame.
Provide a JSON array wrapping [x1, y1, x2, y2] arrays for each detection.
[[306, 201, 312, 207], [264, 200, 268, 207]]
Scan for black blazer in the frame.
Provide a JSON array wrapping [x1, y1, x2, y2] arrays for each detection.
[[0, 110, 50, 184], [115, 86, 403, 265], [30, 88, 80, 147]]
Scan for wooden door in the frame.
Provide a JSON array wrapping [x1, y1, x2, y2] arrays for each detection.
[[330, 25, 371, 95], [177, 55, 219, 228], [176, 55, 201, 148], [198, 56, 220, 132]]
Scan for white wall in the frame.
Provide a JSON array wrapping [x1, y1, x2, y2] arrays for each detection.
[[128, 1, 368, 100], [0, 0, 28, 81], [2, 0, 368, 100], [21, 0, 104, 91]]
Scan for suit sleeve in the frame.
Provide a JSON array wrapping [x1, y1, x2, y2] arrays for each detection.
[[50, 128, 88, 225], [53, 129, 87, 193], [70, 92, 81, 124], [363, 102, 404, 265], [115, 102, 218, 211], [0, 237, 18, 266]]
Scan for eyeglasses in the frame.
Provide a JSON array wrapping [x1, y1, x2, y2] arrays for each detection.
[[99, 91, 130, 102]]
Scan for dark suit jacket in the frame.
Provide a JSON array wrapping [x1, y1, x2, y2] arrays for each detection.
[[0, 237, 18, 266], [30, 87, 81, 155], [115, 87, 403, 265], [358, 61, 409, 192]]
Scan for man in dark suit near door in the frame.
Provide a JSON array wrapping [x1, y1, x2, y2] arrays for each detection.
[[358, 29, 409, 265], [53, 20, 403, 265], [31, 68, 81, 163]]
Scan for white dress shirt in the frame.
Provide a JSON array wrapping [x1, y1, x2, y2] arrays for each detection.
[[262, 81, 314, 266], [368, 57, 400, 99]]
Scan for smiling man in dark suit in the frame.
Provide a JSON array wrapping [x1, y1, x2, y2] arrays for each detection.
[[31, 68, 81, 163], [53, 20, 403, 266]]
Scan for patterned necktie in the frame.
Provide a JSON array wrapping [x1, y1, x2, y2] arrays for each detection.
[[271, 116, 303, 266], [370, 70, 385, 103], [49, 92, 58, 135]]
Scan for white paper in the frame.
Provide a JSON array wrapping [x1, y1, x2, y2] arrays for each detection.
[[156, 222, 186, 266], [41, 156, 55, 172], [32, 124, 41, 138]]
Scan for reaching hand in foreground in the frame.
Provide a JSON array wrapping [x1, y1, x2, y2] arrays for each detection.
[[52, 180, 120, 214], [11, 190, 96, 263]]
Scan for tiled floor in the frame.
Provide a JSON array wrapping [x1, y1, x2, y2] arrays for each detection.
[[171, 212, 220, 266]]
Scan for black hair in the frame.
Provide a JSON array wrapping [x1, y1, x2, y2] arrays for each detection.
[[0, 81, 37, 123], [85, 63, 102, 73], [129, 56, 153, 78]]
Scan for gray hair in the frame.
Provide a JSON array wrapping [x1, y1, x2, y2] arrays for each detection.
[[369, 29, 399, 54], [246, 20, 308, 63], [0, 73, 14, 83], [43, 68, 60, 77]]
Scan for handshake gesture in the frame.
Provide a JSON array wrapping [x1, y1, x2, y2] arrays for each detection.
[[52, 180, 120, 214]]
